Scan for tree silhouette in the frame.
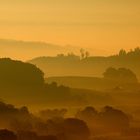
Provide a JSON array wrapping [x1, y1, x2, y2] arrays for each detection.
[[103, 67, 138, 83], [0, 58, 44, 86], [99, 106, 130, 131], [119, 49, 127, 56]]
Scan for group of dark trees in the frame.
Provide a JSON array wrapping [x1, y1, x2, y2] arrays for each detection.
[[103, 67, 138, 83], [0, 101, 91, 140], [76, 106, 130, 133]]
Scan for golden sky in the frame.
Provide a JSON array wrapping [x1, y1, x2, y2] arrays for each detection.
[[0, 0, 140, 55]]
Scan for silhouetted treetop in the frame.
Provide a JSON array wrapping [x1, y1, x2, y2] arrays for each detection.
[[0, 101, 31, 120], [119, 49, 127, 56], [0, 58, 44, 86]]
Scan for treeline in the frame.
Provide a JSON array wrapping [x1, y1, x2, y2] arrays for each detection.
[[0, 101, 135, 140], [117, 47, 140, 57], [0, 101, 89, 140]]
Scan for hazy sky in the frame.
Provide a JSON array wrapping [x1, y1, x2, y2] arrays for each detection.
[[0, 0, 140, 55]]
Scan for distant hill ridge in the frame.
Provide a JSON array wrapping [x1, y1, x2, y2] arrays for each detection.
[[29, 48, 140, 80], [0, 39, 78, 60]]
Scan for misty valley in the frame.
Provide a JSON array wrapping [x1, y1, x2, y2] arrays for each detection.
[[0, 48, 140, 140], [0, 0, 140, 139]]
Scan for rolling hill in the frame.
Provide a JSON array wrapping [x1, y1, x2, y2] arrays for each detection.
[[29, 48, 140, 80]]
